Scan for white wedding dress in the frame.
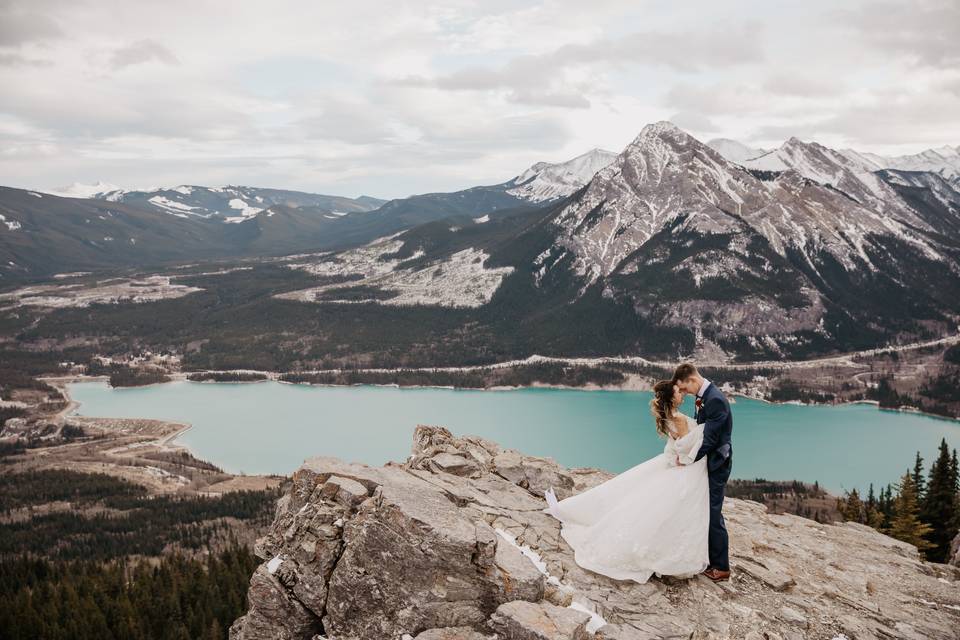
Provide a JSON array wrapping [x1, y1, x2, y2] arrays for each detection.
[[542, 413, 710, 584]]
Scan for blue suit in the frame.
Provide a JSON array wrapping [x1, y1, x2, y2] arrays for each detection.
[[694, 382, 733, 572]]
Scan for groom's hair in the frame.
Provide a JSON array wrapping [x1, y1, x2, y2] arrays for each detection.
[[673, 362, 699, 382]]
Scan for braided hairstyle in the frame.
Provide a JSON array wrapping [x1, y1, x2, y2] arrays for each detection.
[[649, 379, 677, 438]]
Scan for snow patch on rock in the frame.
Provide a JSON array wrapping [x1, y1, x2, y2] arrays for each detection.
[[224, 198, 264, 222], [0, 214, 22, 231], [280, 238, 513, 308], [266, 556, 283, 575]]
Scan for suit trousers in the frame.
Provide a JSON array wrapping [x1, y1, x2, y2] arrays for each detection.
[[708, 455, 732, 571]]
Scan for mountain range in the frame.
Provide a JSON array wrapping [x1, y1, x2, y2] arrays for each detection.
[[272, 122, 960, 360], [707, 138, 960, 187], [3, 123, 959, 360], [0, 151, 615, 280]]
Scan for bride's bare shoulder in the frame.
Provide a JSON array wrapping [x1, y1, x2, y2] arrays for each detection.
[[670, 412, 689, 437]]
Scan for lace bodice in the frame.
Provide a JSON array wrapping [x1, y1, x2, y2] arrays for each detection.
[[663, 414, 703, 467]]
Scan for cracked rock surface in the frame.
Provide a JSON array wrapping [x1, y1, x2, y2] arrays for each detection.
[[230, 425, 960, 640]]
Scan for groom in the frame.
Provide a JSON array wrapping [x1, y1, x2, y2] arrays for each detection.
[[673, 362, 733, 582]]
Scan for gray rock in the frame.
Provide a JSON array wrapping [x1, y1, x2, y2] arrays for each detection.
[[778, 606, 807, 627], [428, 452, 483, 478], [231, 425, 960, 640], [950, 532, 960, 567], [487, 600, 591, 640], [594, 622, 670, 639], [229, 565, 321, 640], [317, 474, 369, 508], [413, 626, 497, 639], [736, 558, 796, 591]]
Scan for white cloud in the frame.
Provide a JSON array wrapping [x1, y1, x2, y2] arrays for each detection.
[[0, 0, 957, 198], [109, 39, 179, 70]]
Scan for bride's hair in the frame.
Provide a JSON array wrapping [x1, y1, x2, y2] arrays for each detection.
[[649, 379, 676, 438]]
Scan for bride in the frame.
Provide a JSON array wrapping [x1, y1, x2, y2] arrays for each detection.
[[542, 379, 710, 584]]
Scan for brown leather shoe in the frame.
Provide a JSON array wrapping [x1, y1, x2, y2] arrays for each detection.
[[702, 567, 731, 582]]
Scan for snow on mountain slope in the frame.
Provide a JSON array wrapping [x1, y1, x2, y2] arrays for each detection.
[[44, 181, 122, 199], [94, 185, 381, 222], [878, 169, 960, 236], [535, 122, 960, 358], [881, 145, 960, 183], [224, 197, 265, 223], [505, 148, 617, 203], [552, 122, 949, 284], [552, 122, 760, 281], [739, 138, 931, 228], [713, 137, 960, 187], [706, 138, 768, 164], [279, 235, 513, 308]]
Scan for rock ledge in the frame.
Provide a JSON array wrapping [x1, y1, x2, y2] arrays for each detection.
[[230, 425, 960, 640]]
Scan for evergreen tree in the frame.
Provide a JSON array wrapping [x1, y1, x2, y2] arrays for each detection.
[[922, 439, 959, 561], [842, 488, 865, 523], [878, 484, 895, 529], [912, 451, 926, 500], [889, 471, 934, 555], [865, 483, 884, 529], [951, 449, 960, 532], [952, 450, 959, 492]]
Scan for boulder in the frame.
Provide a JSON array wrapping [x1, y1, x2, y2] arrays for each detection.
[[487, 600, 591, 640]]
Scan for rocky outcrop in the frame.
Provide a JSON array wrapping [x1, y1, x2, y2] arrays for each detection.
[[951, 532, 960, 568], [231, 425, 960, 640]]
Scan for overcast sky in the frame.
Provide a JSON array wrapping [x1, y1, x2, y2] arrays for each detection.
[[1, 0, 958, 199]]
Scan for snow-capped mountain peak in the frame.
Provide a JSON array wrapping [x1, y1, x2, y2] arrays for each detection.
[[882, 145, 960, 182], [731, 135, 935, 230], [713, 136, 960, 187], [44, 181, 122, 199], [551, 121, 766, 281], [506, 147, 617, 203], [549, 122, 951, 288], [706, 138, 769, 164]]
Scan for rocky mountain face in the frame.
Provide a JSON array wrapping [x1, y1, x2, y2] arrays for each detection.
[[537, 122, 960, 358], [710, 138, 960, 188], [857, 146, 960, 186], [5, 124, 960, 361], [230, 425, 960, 640], [505, 149, 618, 203], [271, 122, 960, 361]]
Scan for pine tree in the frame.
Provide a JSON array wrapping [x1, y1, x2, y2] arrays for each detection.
[[878, 484, 895, 529], [951, 449, 960, 532], [865, 483, 884, 529], [951, 450, 959, 493], [889, 471, 934, 555], [842, 488, 865, 523], [922, 439, 959, 562], [912, 451, 926, 500]]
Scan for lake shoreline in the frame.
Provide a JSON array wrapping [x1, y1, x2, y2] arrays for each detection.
[[55, 376, 960, 495], [48, 371, 960, 424]]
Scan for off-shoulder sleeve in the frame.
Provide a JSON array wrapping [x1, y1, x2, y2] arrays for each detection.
[[663, 436, 679, 467], [674, 418, 704, 465]]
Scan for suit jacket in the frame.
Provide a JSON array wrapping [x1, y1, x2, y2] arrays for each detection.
[[694, 383, 733, 473]]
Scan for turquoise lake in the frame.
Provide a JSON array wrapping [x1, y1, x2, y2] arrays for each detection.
[[67, 380, 960, 494]]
